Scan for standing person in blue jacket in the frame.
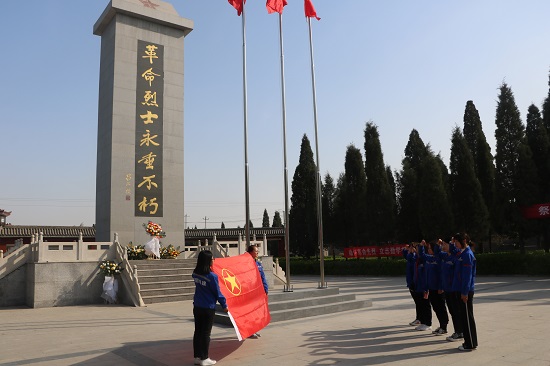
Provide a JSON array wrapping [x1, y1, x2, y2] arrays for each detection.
[[413, 241, 432, 331], [403, 243, 421, 326], [418, 240, 449, 335], [246, 244, 269, 338], [453, 233, 478, 351], [192, 250, 228, 366], [247, 244, 269, 295], [438, 238, 463, 342]]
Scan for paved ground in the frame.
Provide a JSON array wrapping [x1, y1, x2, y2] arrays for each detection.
[[1, 275, 549, 366]]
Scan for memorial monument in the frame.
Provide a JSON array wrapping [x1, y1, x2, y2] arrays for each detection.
[[93, 0, 193, 245]]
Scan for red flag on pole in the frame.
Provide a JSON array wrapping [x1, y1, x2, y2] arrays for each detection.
[[304, 0, 320, 20], [228, 0, 246, 16], [266, 0, 287, 14], [212, 253, 271, 341]]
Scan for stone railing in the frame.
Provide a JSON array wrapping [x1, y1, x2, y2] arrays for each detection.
[[114, 234, 145, 307], [0, 241, 32, 281], [272, 257, 287, 285]]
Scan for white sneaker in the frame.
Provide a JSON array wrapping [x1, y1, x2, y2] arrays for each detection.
[[194, 358, 201, 365], [409, 319, 421, 326], [415, 324, 432, 331], [200, 358, 217, 366]]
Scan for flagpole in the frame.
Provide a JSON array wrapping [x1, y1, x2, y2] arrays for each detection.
[[307, 17, 326, 289], [242, 4, 251, 248], [278, 12, 292, 292]]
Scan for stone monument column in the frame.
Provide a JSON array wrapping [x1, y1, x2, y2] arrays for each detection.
[[93, 0, 193, 246]]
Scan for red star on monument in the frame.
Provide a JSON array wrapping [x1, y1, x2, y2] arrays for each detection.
[[139, 0, 159, 9]]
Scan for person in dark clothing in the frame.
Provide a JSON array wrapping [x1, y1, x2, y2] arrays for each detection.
[[192, 250, 228, 366], [419, 240, 449, 335], [438, 238, 463, 341], [453, 233, 478, 351]]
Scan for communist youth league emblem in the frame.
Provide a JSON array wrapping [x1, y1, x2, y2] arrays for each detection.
[[221, 268, 241, 296]]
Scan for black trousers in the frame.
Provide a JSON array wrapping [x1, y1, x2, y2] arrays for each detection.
[[458, 291, 478, 349], [428, 290, 449, 330], [446, 291, 463, 334], [409, 288, 420, 320], [415, 291, 432, 326], [193, 306, 215, 360]]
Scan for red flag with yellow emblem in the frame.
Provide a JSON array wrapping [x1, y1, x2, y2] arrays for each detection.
[[212, 253, 270, 340]]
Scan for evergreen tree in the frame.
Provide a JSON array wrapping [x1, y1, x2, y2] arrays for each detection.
[[289, 134, 318, 258], [542, 69, 550, 133], [449, 127, 489, 240], [221, 222, 225, 229], [272, 211, 283, 227], [333, 146, 368, 246], [514, 140, 539, 253], [396, 130, 428, 242], [463, 100, 496, 237], [321, 173, 336, 245], [418, 150, 453, 240], [525, 104, 550, 201], [364, 122, 396, 244], [494, 82, 525, 235], [262, 209, 270, 228]]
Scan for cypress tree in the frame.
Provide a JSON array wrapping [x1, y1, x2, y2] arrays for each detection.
[[463, 100, 496, 235], [494, 83, 525, 235], [525, 104, 550, 202], [418, 150, 453, 240], [272, 211, 283, 227], [321, 173, 336, 245], [364, 122, 396, 244], [449, 127, 489, 241], [289, 134, 318, 258], [542, 69, 550, 133], [262, 209, 270, 228]]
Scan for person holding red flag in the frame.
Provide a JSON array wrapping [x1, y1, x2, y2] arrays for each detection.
[[192, 250, 228, 366]]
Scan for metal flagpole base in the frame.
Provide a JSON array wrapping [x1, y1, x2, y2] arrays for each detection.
[[283, 285, 294, 292], [318, 281, 328, 289]]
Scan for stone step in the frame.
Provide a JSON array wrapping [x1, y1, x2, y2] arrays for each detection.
[[140, 286, 194, 298], [140, 279, 194, 290], [214, 287, 372, 325], [143, 293, 194, 304], [139, 274, 189, 283], [129, 259, 195, 269], [137, 268, 193, 276]]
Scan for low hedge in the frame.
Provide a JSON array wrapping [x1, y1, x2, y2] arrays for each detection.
[[276, 251, 550, 276]]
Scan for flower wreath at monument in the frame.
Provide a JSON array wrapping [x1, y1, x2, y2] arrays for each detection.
[[143, 221, 166, 237]]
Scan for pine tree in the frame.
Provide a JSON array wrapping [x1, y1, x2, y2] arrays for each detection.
[[396, 129, 427, 242], [542, 69, 550, 133], [289, 134, 318, 258], [449, 127, 489, 240], [333, 145, 368, 245], [272, 211, 283, 227], [262, 209, 270, 228], [494, 82, 525, 236], [321, 173, 336, 245], [525, 104, 550, 201], [364, 122, 396, 244], [221, 222, 225, 229]]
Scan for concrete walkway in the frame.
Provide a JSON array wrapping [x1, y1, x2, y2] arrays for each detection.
[[1, 275, 549, 366]]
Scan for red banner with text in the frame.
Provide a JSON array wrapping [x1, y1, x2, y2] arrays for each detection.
[[343, 244, 407, 258]]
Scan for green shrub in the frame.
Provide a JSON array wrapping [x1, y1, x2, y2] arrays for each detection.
[[276, 251, 550, 276]]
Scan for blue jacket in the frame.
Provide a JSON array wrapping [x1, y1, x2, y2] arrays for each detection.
[[437, 250, 455, 293], [192, 271, 227, 310], [256, 260, 269, 294], [414, 250, 427, 293], [419, 246, 441, 291], [403, 248, 416, 289], [450, 245, 476, 295], [459, 246, 476, 296]]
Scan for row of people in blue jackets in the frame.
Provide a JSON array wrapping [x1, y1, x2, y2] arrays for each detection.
[[403, 233, 478, 351]]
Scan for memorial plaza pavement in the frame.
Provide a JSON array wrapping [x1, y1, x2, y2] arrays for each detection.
[[1, 275, 549, 366]]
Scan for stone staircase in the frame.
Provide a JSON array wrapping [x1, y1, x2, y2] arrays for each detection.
[[129, 259, 196, 304], [215, 287, 372, 325]]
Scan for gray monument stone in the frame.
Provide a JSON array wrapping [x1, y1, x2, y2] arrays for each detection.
[[93, 0, 193, 247]]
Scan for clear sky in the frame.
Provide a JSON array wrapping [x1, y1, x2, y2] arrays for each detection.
[[3, 0, 550, 229]]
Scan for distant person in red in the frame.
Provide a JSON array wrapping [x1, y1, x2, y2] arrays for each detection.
[[246, 244, 269, 338]]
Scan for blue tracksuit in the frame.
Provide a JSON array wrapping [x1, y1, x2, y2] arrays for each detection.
[[403, 248, 415, 289], [192, 272, 227, 309], [256, 260, 269, 294], [419, 246, 441, 291]]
